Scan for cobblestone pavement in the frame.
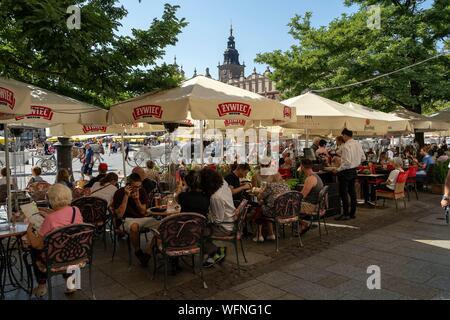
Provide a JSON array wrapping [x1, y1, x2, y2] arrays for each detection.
[[4, 192, 450, 300]]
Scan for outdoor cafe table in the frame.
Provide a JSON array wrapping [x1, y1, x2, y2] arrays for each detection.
[[146, 206, 181, 218], [0, 222, 30, 299], [357, 173, 387, 204]]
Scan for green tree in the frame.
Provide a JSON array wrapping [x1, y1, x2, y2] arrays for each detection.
[[0, 0, 187, 107], [256, 0, 449, 144]]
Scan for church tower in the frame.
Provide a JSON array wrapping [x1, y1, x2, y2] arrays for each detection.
[[218, 25, 245, 82]]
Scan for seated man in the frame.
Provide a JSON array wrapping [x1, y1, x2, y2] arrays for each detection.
[[224, 163, 252, 205], [112, 173, 157, 267], [416, 147, 434, 183], [200, 168, 235, 268], [132, 166, 158, 196], [84, 163, 108, 189]]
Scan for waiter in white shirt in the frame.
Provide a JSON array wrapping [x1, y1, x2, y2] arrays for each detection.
[[333, 128, 366, 220]]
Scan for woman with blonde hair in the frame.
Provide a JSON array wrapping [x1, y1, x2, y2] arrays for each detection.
[[26, 184, 83, 297], [253, 172, 290, 242]]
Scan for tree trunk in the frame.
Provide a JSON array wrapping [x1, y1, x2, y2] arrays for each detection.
[[414, 131, 424, 148]]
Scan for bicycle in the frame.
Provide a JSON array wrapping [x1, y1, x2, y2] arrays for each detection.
[[35, 154, 57, 174]]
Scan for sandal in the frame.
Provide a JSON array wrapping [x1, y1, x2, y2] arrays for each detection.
[[252, 235, 264, 242], [265, 235, 276, 241], [32, 286, 47, 298]]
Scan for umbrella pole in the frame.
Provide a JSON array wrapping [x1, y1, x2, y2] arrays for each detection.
[[200, 120, 204, 165], [121, 130, 127, 179], [4, 124, 12, 224], [305, 129, 309, 148]]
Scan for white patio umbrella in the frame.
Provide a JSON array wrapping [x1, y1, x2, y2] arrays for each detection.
[[0, 78, 108, 222], [109, 75, 293, 123], [47, 123, 164, 137], [390, 107, 449, 132], [109, 76, 294, 164], [344, 102, 411, 134], [281, 92, 373, 146]]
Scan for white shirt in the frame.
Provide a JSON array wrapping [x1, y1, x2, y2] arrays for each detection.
[[209, 180, 235, 232], [386, 169, 400, 190], [387, 150, 394, 160], [338, 139, 366, 171], [90, 182, 118, 206]]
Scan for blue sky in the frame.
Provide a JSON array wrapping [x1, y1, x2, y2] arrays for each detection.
[[117, 0, 360, 79]]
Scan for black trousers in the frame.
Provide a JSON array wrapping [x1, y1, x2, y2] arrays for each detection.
[[337, 168, 357, 217]]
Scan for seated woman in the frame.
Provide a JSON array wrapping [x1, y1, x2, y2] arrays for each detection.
[[177, 170, 210, 216], [278, 158, 293, 179], [26, 166, 46, 189], [25, 184, 83, 298], [253, 173, 291, 242], [297, 159, 324, 234], [55, 168, 73, 189], [372, 157, 404, 196], [315, 139, 330, 165], [91, 172, 119, 206], [378, 151, 388, 167]]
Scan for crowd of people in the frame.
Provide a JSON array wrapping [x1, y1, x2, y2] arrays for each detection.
[[7, 128, 450, 298]]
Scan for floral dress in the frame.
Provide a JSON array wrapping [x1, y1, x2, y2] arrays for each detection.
[[261, 182, 291, 218]]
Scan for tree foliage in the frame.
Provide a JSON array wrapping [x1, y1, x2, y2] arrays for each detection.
[[256, 0, 449, 115], [0, 0, 188, 107]]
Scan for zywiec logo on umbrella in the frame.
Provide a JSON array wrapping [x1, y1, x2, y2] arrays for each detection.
[[132, 105, 163, 120], [181, 119, 194, 126], [217, 102, 252, 117], [283, 106, 292, 119], [15, 106, 53, 121], [82, 125, 107, 134], [0, 87, 16, 110], [224, 119, 246, 127]]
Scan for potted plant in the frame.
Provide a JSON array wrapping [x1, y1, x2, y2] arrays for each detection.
[[432, 160, 450, 194]]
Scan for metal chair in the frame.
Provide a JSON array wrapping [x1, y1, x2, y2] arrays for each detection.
[[304, 185, 330, 241], [375, 171, 409, 211], [40, 223, 96, 300], [71, 197, 109, 250], [110, 211, 150, 267], [272, 191, 303, 252], [406, 166, 419, 201], [151, 213, 207, 293], [210, 200, 249, 273]]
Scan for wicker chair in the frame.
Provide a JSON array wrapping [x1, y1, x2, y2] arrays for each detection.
[[375, 171, 409, 211], [40, 223, 96, 300], [151, 213, 207, 293], [209, 200, 249, 273]]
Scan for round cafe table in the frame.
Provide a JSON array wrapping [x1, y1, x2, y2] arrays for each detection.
[[146, 206, 181, 218], [0, 222, 30, 299]]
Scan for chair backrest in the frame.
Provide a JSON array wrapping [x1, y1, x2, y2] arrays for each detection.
[[394, 171, 409, 193], [43, 223, 95, 271], [407, 166, 417, 178], [71, 196, 108, 227], [317, 185, 329, 217], [233, 200, 248, 237], [28, 181, 51, 201], [158, 213, 206, 251], [274, 191, 302, 218]]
